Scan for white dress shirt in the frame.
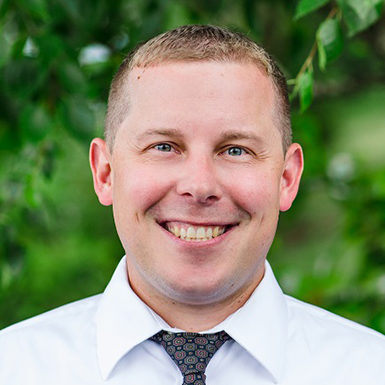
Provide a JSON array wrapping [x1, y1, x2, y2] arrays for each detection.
[[1, 256, 385, 384]]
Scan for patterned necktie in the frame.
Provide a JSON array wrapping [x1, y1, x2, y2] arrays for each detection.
[[150, 330, 231, 385]]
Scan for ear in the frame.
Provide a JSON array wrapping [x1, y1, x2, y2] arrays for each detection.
[[89, 138, 113, 206], [279, 143, 304, 212]]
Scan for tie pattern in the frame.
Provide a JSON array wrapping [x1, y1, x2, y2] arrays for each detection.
[[150, 330, 231, 384]]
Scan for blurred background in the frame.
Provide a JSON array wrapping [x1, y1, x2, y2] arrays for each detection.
[[0, 0, 384, 332]]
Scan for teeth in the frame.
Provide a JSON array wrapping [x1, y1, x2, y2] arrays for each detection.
[[187, 226, 195, 239], [196, 227, 205, 239], [166, 223, 228, 241]]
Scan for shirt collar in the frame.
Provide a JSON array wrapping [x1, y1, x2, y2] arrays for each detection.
[[96, 257, 288, 382], [219, 260, 288, 383], [95, 256, 162, 380]]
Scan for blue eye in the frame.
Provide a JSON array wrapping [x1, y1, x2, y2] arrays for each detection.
[[154, 143, 172, 152], [226, 147, 245, 156]]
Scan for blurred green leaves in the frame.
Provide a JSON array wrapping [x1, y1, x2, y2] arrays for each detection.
[[61, 97, 96, 144], [17, 0, 49, 22], [0, 29, 11, 67], [19, 104, 50, 145]]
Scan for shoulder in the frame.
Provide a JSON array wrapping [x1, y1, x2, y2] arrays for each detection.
[[0, 295, 101, 379], [285, 294, 385, 342], [284, 294, 385, 382], [0, 294, 101, 338]]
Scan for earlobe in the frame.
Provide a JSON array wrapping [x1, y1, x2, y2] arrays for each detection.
[[89, 138, 113, 206], [279, 143, 304, 212]]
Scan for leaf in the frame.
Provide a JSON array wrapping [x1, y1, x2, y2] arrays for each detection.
[[337, 0, 384, 36], [295, 0, 331, 19], [298, 69, 314, 112], [316, 18, 344, 70]]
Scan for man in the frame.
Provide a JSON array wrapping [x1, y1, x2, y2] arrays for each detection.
[[1, 25, 384, 384]]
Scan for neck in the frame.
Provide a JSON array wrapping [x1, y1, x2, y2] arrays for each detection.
[[152, 287, 258, 332], [127, 268, 264, 332]]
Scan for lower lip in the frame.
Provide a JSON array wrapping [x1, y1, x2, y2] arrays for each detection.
[[158, 224, 237, 248]]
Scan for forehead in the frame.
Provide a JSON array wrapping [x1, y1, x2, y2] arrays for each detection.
[[128, 61, 274, 105], [117, 61, 278, 143]]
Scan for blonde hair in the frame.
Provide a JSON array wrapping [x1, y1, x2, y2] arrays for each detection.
[[105, 25, 292, 151]]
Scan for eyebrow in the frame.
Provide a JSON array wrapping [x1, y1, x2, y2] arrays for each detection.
[[135, 127, 264, 144], [136, 128, 183, 142], [219, 130, 264, 143]]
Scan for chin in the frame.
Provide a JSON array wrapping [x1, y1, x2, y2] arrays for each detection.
[[159, 275, 237, 306]]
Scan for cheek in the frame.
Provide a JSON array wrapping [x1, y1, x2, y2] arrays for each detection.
[[113, 164, 174, 213], [226, 170, 281, 215]]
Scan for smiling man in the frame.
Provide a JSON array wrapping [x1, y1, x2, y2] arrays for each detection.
[[1, 25, 385, 385], [90, 58, 302, 333]]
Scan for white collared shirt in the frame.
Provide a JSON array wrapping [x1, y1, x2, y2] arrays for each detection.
[[1, 256, 385, 384]]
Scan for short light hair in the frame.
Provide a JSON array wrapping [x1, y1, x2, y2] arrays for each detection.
[[105, 24, 292, 152]]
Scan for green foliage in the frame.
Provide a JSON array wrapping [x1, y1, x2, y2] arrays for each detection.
[[317, 18, 344, 70], [337, 0, 384, 36], [0, 0, 384, 334], [20, 104, 51, 143], [295, 0, 331, 20], [298, 69, 314, 113], [61, 97, 97, 144], [290, 0, 384, 111]]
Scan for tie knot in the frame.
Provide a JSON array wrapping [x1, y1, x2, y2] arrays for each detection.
[[150, 330, 231, 384]]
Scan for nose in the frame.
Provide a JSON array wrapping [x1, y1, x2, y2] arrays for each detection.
[[175, 154, 222, 204]]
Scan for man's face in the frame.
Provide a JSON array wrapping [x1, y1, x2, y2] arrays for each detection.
[[91, 61, 302, 308]]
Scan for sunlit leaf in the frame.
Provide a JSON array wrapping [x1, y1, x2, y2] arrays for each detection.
[[295, 0, 331, 19], [317, 18, 344, 70], [78, 44, 111, 66], [22, 37, 39, 58], [298, 69, 314, 112], [337, 0, 384, 36]]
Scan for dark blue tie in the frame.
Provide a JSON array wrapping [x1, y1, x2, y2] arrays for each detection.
[[150, 330, 231, 384]]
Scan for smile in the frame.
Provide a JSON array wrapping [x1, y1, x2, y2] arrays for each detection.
[[162, 221, 234, 242]]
